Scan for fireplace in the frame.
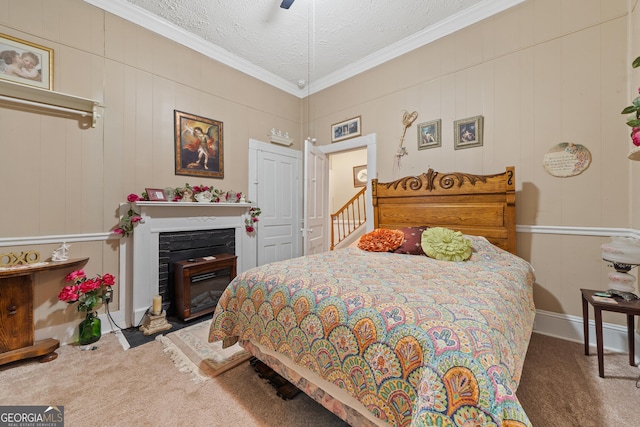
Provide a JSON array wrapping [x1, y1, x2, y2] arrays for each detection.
[[121, 201, 256, 326]]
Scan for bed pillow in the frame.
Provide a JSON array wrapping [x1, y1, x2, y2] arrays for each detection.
[[357, 228, 405, 252], [421, 227, 472, 261], [392, 226, 429, 255]]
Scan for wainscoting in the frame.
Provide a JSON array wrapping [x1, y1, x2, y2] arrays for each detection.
[[2, 224, 640, 352]]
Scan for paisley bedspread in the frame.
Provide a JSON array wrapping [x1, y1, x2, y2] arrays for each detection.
[[209, 236, 536, 427]]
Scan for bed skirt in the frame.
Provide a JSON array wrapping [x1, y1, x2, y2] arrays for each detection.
[[241, 339, 388, 427]]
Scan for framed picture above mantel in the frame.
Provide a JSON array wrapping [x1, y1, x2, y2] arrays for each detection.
[[174, 110, 224, 179]]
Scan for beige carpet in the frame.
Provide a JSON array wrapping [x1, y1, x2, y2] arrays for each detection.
[[156, 320, 251, 382], [1, 331, 640, 426], [518, 333, 640, 427], [0, 328, 348, 427]]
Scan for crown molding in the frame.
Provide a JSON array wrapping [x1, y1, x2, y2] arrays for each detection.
[[85, 0, 525, 98], [83, 0, 302, 96], [311, 0, 525, 94]]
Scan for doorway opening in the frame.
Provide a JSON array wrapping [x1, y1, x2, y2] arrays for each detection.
[[329, 147, 367, 249], [304, 133, 377, 254]]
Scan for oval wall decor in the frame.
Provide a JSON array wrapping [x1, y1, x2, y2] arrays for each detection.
[[543, 142, 591, 177]]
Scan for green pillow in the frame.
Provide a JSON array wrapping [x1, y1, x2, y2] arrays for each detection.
[[421, 227, 472, 261]]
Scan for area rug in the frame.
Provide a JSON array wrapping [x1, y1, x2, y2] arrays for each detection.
[[156, 320, 250, 383]]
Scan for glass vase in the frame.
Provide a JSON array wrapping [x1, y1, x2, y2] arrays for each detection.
[[78, 311, 101, 346]]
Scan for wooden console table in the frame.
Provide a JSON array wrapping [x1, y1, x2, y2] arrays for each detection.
[[0, 257, 88, 366]]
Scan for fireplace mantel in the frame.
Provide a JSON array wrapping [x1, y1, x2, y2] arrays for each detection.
[[134, 201, 253, 208], [119, 202, 256, 325]]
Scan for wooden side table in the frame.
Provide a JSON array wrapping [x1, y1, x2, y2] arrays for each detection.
[[0, 258, 88, 366], [581, 288, 640, 378]]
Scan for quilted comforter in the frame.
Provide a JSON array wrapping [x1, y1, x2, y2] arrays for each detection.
[[209, 236, 536, 427]]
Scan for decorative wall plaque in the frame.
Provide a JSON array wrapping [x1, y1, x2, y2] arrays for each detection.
[[543, 142, 591, 177], [0, 250, 40, 266]]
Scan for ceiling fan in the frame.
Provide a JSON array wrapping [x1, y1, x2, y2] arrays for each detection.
[[280, 0, 295, 9]]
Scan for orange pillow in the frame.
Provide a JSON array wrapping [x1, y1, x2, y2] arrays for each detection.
[[357, 228, 405, 252]]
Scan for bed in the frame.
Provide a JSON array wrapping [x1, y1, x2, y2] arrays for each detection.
[[209, 166, 536, 427]]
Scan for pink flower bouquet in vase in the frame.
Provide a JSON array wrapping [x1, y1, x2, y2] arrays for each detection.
[[622, 55, 640, 160], [58, 269, 115, 347]]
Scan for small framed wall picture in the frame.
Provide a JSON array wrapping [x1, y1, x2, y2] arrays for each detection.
[[353, 165, 367, 187], [454, 115, 484, 150], [417, 119, 441, 150], [0, 33, 53, 90], [331, 116, 362, 143], [146, 188, 168, 201]]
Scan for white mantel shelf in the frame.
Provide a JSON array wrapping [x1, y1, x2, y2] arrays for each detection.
[[133, 202, 253, 208]]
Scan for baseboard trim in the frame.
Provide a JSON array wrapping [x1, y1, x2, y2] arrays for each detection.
[[534, 309, 640, 365], [35, 309, 127, 346]]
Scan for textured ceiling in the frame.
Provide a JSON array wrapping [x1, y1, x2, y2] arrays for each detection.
[[86, 0, 524, 96]]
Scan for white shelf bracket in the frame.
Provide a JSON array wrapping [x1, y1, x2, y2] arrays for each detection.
[[0, 80, 103, 128]]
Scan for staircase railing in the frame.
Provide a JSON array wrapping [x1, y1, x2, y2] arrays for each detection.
[[331, 187, 366, 250]]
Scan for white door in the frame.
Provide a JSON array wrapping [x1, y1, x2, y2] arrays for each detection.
[[249, 140, 302, 266], [303, 140, 329, 255]]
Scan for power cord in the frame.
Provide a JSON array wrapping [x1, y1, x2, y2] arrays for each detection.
[[104, 296, 126, 331], [103, 293, 148, 331]]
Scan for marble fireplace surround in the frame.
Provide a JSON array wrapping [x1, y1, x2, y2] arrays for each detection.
[[120, 201, 256, 326]]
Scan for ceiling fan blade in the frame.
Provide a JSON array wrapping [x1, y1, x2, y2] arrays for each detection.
[[280, 0, 295, 9]]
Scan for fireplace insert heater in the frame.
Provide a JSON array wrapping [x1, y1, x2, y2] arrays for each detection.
[[173, 253, 237, 321]]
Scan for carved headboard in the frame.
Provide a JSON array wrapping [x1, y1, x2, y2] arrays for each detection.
[[371, 167, 516, 254]]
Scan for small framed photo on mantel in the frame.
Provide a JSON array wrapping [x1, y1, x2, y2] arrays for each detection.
[[146, 188, 168, 201]]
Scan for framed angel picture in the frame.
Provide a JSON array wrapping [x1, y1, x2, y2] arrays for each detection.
[[174, 110, 224, 178]]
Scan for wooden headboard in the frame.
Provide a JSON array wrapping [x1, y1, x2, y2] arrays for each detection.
[[371, 166, 516, 254]]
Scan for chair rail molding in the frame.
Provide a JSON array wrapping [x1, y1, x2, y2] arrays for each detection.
[[0, 232, 115, 247], [1, 225, 635, 248], [516, 225, 638, 239]]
